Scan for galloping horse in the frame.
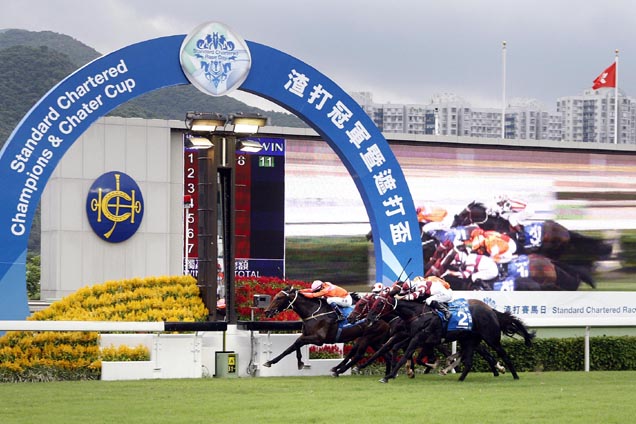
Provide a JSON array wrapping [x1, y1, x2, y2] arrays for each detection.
[[425, 239, 595, 291], [367, 293, 535, 382], [451, 201, 612, 265], [342, 293, 448, 378], [262, 287, 390, 370], [350, 293, 505, 377], [329, 293, 394, 377]]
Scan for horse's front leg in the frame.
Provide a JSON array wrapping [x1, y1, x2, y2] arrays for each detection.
[[262, 334, 323, 369]]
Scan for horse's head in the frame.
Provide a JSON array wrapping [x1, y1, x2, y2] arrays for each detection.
[[452, 201, 488, 227], [263, 286, 296, 318], [367, 293, 396, 323], [347, 294, 374, 323]]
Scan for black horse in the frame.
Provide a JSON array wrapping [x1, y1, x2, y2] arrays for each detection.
[[349, 293, 505, 377], [425, 240, 595, 291], [451, 201, 612, 266], [343, 293, 449, 378], [329, 294, 394, 377], [367, 293, 535, 382], [262, 287, 390, 370]]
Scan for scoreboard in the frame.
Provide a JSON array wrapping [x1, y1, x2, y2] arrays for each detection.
[[184, 137, 285, 279]]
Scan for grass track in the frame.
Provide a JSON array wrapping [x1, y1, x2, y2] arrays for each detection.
[[1, 371, 635, 423]]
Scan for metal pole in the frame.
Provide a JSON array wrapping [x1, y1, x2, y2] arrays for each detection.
[[198, 144, 218, 321], [584, 326, 590, 372], [219, 136, 238, 324], [501, 40, 507, 139]]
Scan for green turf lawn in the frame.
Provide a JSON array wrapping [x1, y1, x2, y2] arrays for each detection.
[[1, 371, 634, 423]]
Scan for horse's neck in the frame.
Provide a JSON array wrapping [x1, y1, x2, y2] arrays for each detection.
[[292, 295, 329, 319], [396, 300, 426, 320], [485, 216, 511, 232]]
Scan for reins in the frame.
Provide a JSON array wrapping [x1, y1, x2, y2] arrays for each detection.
[[465, 206, 488, 225], [280, 289, 337, 321]]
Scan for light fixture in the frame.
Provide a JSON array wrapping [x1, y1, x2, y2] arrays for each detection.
[[184, 135, 213, 149], [236, 139, 263, 153], [229, 112, 268, 134], [185, 111, 227, 132]]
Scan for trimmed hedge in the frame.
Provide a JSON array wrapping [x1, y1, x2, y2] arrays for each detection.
[[469, 336, 636, 372]]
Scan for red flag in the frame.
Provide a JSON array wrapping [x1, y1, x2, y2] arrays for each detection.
[[592, 62, 616, 89]]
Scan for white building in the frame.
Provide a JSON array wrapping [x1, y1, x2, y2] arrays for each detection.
[[557, 88, 636, 144]]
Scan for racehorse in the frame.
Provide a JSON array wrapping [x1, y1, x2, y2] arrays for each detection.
[[262, 287, 390, 370], [350, 293, 506, 377], [342, 293, 448, 378], [328, 293, 394, 377], [425, 240, 595, 291], [451, 201, 612, 265], [367, 293, 535, 382]]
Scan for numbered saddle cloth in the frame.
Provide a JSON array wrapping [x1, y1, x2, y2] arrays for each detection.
[[522, 222, 543, 250], [446, 298, 473, 331]]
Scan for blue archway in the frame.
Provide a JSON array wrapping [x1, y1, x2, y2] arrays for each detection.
[[0, 31, 424, 321]]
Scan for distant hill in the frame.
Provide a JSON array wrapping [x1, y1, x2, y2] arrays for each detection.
[[0, 29, 306, 255], [0, 29, 99, 67], [0, 29, 306, 147]]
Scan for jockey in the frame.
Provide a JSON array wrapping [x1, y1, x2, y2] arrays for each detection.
[[371, 282, 388, 296], [442, 247, 499, 290], [301, 280, 352, 321], [466, 228, 517, 264], [488, 194, 532, 231], [417, 205, 449, 235], [395, 276, 453, 320]]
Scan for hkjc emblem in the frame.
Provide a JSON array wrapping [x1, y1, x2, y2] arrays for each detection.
[[86, 171, 144, 243], [179, 21, 252, 97]]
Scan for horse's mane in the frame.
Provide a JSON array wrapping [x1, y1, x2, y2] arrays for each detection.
[[350, 292, 361, 303], [467, 200, 487, 210]]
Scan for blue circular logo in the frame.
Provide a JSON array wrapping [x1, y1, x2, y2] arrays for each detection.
[[86, 171, 144, 243]]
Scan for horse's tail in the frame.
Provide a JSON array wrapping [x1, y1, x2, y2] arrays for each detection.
[[566, 231, 613, 261], [494, 310, 536, 347], [554, 260, 596, 289]]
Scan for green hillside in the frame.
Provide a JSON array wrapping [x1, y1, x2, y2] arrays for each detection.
[[0, 29, 305, 148]]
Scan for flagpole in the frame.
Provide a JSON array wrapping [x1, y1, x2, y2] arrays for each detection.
[[501, 40, 506, 139], [614, 49, 619, 144]]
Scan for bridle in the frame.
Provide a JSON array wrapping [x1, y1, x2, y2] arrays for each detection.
[[368, 295, 397, 322], [460, 205, 488, 226], [274, 288, 337, 321], [352, 295, 372, 318]]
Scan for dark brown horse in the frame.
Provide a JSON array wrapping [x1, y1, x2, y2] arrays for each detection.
[[366, 293, 535, 382], [348, 293, 505, 378], [451, 201, 612, 266], [262, 286, 390, 370], [425, 239, 595, 291], [343, 293, 445, 378]]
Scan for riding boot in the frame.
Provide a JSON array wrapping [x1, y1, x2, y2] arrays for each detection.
[[330, 303, 345, 322], [472, 278, 485, 291], [514, 226, 526, 246], [497, 263, 508, 280], [430, 300, 451, 321]]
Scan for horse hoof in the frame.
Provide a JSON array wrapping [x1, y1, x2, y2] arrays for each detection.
[[407, 371, 415, 379], [379, 378, 388, 384], [331, 372, 340, 378], [262, 362, 272, 368]]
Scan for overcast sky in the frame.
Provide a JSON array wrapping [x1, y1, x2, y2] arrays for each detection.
[[2, 0, 634, 113]]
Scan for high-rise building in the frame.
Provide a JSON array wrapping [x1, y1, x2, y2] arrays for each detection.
[[351, 89, 636, 144], [557, 88, 636, 144]]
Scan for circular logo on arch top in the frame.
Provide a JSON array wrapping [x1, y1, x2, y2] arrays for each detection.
[[86, 171, 144, 243], [179, 21, 252, 97]]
